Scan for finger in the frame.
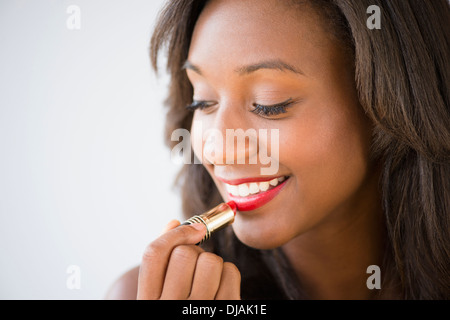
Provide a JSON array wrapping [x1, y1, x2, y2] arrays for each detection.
[[137, 223, 206, 300], [160, 219, 181, 235], [159, 244, 204, 300], [188, 252, 224, 300], [215, 262, 241, 300]]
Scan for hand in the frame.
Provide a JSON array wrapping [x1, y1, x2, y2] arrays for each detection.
[[136, 220, 241, 300]]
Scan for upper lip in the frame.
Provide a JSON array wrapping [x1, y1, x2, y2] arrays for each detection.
[[217, 175, 287, 185]]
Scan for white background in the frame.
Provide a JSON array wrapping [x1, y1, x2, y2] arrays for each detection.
[[0, 0, 185, 299]]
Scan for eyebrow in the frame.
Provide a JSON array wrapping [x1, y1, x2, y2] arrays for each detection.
[[183, 60, 203, 75], [235, 60, 305, 76], [183, 59, 305, 76]]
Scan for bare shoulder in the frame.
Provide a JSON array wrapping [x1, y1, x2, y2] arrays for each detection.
[[105, 265, 140, 300]]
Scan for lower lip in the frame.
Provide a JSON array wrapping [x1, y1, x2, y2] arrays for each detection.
[[227, 178, 289, 212]]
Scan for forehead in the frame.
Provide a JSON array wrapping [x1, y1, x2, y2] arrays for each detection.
[[188, 0, 332, 78]]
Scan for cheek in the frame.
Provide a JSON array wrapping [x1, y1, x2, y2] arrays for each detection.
[[281, 101, 372, 214], [190, 112, 206, 162]]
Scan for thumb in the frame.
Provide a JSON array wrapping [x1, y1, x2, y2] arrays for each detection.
[[160, 219, 181, 235]]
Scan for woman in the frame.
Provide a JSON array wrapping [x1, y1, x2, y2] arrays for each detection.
[[107, 0, 449, 299]]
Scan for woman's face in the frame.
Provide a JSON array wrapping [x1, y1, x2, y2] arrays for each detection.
[[187, 0, 375, 249]]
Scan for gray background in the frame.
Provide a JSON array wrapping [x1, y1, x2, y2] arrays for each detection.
[[0, 0, 185, 299]]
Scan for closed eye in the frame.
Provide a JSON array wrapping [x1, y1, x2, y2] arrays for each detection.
[[251, 98, 295, 117], [186, 98, 297, 117], [185, 100, 217, 112]]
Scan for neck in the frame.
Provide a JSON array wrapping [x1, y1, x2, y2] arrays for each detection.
[[282, 172, 386, 300]]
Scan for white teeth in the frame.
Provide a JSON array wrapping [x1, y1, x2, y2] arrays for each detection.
[[269, 178, 279, 186], [226, 184, 239, 196], [225, 176, 287, 197], [238, 184, 249, 197], [249, 183, 259, 194], [259, 181, 270, 191]]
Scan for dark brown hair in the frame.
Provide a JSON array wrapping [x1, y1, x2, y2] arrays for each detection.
[[150, 0, 450, 299]]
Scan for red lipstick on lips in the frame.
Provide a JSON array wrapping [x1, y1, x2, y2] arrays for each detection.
[[219, 176, 289, 212]]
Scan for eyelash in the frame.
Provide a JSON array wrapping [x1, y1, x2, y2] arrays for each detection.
[[185, 100, 216, 112], [251, 99, 294, 116], [185, 98, 294, 117]]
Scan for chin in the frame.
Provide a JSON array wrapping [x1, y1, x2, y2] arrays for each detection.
[[230, 218, 293, 250]]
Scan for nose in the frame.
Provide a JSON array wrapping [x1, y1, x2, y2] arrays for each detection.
[[200, 107, 259, 166]]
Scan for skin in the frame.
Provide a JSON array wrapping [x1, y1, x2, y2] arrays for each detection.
[[106, 0, 386, 300]]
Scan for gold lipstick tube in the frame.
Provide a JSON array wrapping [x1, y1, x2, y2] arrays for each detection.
[[181, 201, 237, 244]]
